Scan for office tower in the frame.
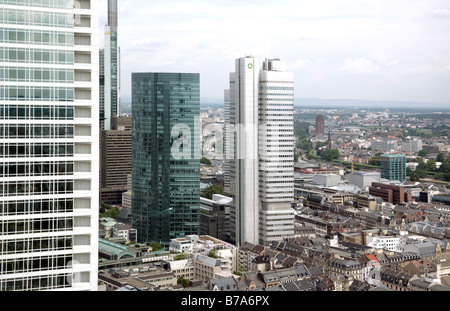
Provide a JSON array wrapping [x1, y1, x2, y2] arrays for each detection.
[[100, 116, 131, 204], [223, 89, 231, 194], [227, 57, 260, 246], [258, 58, 295, 246], [101, 0, 120, 130], [200, 194, 232, 242], [226, 57, 295, 246], [131, 72, 200, 246], [0, 0, 99, 291], [381, 153, 407, 183], [315, 114, 325, 136]]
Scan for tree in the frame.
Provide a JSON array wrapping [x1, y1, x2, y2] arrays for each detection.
[[369, 156, 381, 166], [298, 138, 313, 151], [294, 151, 299, 163], [200, 156, 212, 165], [436, 153, 445, 163], [427, 159, 437, 172], [409, 170, 421, 182], [320, 149, 339, 162], [201, 184, 224, 200], [149, 241, 163, 252], [177, 276, 189, 288], [208, 249, 219, 259], [418, 149, 428, 158], [99, 205, 121, 219]]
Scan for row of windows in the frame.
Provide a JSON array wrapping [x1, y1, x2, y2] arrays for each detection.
[[0, 86, 74, 101], [264, 124, 292, 127], [259, 175, 293, 179], [255, 103, 293, 107], [0, 161, 73, 177], [1, 217, 73, 235], [0, 104, 74, 120], [0, 274, 70, 291], [259, 170, 294, 174], [0, 124, 74, 138], [0, 236, 72, 255], [258, 93, 293, 96], [259, 98, 294, 102], [0, 179, 74, 197], [0, 143, 74, 157], [260, 155, 293, 159], [0, 199, 74, 216], [259, 109, 294, 112], [0, 8, 74, 27], [259, 86, 294, 90], [0, 28, 74, 46], [260, 114, 294, 117], [0, 255, 72, 274], [0, 67, 74, 83], [0, 47, 74, 64], [0, 0, 74, 9], [264, 139, 294, 142]]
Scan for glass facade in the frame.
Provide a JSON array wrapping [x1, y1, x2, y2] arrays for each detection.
[[131, 73, 200, 245], [381, 153, 407, 183], [1, 0, 98, 291]]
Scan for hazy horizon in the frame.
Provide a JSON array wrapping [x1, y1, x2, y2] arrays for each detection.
[[100, 1, 450, 106]]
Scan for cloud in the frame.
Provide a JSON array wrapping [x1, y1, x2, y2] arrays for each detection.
[[408, 64, 450, 74], [101, 0, 450, 103], [339, 58, 381, 75], [433, 8, 450, 19], [290, 59, 312, 70]]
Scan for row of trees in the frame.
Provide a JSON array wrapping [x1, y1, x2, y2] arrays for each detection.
[[408, 153, 450, 182]]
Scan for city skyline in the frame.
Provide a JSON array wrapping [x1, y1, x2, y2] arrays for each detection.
[[1, 0, 450, 295], [98, 0, 450, 106]]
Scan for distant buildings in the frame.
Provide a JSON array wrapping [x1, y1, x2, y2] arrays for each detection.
[[315, 114, 325, 136], [401, 138, 423, 154], [371, 139, 398, 152], [348, 171, 382, 190], [369, 182, 412, 205], [313, 174, 341, 187], [380, 153, 407, 183], [100, 0, 121, 130], [100, 116, 131, 204], [131, 72, 200, 245]]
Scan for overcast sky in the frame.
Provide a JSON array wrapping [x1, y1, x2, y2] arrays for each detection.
[[98, 0, 450, 105]]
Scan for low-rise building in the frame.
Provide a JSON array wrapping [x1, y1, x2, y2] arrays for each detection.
[[98, 265, 177, 291]]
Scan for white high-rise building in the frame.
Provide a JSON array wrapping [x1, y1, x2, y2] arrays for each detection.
[[258, 58, 295, 246], [401, 138, 423, 154], [226, 57, 294, 246], [0, 0, 99, 291], [227, 57, 260, 246]]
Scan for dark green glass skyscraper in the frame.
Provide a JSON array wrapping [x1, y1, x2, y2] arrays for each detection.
[[381, 153, 407, 183], [131, 73, 200, 245]]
